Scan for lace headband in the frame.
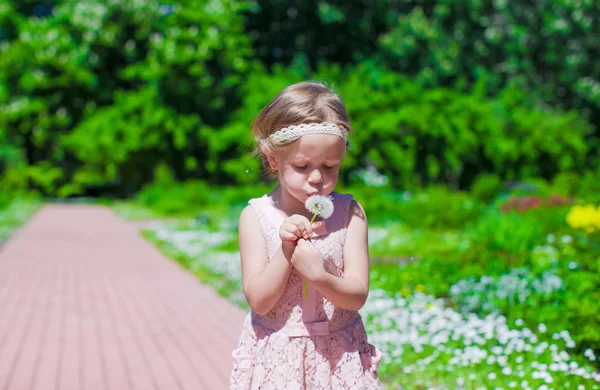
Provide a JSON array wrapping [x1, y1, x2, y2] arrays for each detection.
[[266, 122, 348, 144]]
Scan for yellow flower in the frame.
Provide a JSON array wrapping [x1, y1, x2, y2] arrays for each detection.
[[566, 204, 600, 232], [400, 287, 411, 296], [426, 303, 435, 311], [415, 284, 425, 292]]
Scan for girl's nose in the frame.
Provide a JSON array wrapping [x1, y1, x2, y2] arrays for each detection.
[[308, 169, 323, 183]]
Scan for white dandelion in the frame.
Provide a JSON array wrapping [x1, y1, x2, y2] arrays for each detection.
[[305, 195, 334, 222]]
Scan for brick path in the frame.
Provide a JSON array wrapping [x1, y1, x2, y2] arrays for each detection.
[[0, 204, 247, 390]]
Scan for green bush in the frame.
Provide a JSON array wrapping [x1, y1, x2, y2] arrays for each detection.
[[551, 172, 582, 197], [470, 210, 545, 255], [1, 0, 253, 196], [0, 191, 11, 211], [349, 187, 408, 225], [560, 239, 600, 355], [135, 176, 272, 218], [393, 185, 483, 231], [244, 1, 600, 152], [379, 3, 600, 127], [2, 1, 597, 196], [576, 170, 600, 204], [337, 64, 592, 189], [470, 173, 503, 203]]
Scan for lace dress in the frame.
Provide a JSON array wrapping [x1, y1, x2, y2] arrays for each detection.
[[229, 192, 384, 390]]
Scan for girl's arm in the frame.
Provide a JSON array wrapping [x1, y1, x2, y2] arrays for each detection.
[[239, 205, 294, 315], [311, 200, 370, 311]]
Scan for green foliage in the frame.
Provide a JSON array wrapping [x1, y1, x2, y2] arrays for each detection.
[[0, 197, 43, 242], [136, 180, 212, 216], [349, 187, 407, 225], [135, 177, 272, 217], [576, 170, 600, 204], [550, 172, 581, 197], [368, 202, 600, 361], [242, 1, 390, 69], [562, 250, 600, 354], [245, 1, 600, 145], [334, 63, 592, 189], [393, 186, 483, 231], [1, 0, 598, 197], [0, 191, 11, 211], [1, 0, 253, 196], [470, 173, 503, 203], [63, 87, 203, 195], [368, 222, 466, 262], [379, 3, 600, 122], [471, 210, 545, 255]]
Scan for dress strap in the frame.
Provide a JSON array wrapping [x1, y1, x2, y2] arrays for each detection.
[[332, 192, 354, 243], [249, 196, 284, 227], [338, 192, 354, 225], [247, 196, 282, 253]]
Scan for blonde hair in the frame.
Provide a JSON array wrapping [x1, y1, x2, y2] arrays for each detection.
[[252, 81, 353, 175]]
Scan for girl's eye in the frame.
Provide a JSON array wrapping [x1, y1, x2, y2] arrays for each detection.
[[294, 165, 307, 170]]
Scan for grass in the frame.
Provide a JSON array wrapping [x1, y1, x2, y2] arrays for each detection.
[[0, 198, 43, 245]]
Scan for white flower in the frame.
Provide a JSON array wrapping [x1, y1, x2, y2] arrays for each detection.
[[305, 195, 334, 220], [538, 323, 547, 333], [515, 318, 524, 326]]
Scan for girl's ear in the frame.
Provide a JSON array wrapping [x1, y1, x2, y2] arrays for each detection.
[[262, 147, 278, 171]]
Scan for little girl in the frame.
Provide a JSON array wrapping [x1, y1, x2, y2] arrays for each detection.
[[229, 81, 383, 389]]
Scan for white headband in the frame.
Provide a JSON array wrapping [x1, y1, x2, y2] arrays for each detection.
[[267, 122, 348, 144]]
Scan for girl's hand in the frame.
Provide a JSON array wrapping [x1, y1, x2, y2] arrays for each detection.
[[279, 215, 323, 245], [291, 238, 326, 283]]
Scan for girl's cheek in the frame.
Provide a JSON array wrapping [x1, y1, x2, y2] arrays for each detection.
[[327, 170, 339, 182], [283, 170, 305, 186]]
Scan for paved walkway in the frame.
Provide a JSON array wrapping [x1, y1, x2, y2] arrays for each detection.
[[0, 204, 247, 390]]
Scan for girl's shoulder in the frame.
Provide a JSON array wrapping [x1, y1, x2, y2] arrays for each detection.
[[244, 194, 283, 229], [247, 193, 270, 206], [246, 193, 277, 215]]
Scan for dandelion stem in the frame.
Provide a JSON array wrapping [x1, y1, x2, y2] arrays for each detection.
[[303, 279, 309, 298], [303, 213, 318, 298]]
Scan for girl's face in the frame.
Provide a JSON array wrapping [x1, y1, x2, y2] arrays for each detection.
[[270, 134, 346, 204]]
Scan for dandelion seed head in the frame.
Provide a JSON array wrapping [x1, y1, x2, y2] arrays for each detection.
[[305, 195, 334, 219]]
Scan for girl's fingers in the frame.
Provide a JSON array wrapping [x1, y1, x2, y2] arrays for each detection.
[[280, 230, 298, 241], [291, 224, 304, 238], [296, 222, 310, 239], [284, 215, 313, 240], [283, 223, 303, 238], [285, 219, 304, 239], [294, 217, 313, 238], [311, 221, 323, 229]]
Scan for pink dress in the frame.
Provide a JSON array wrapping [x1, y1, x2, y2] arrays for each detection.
[[229, 192, 384, 390]]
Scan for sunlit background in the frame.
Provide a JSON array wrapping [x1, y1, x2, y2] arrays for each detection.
[[1, 1, 600, 389]]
